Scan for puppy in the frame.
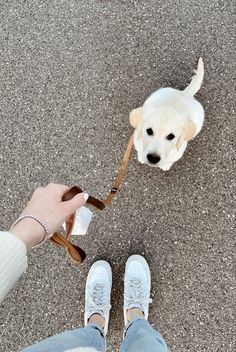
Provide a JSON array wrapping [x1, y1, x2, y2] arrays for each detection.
[[130, 58, 204, 171]]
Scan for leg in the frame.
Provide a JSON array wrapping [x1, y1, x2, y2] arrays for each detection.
[[21, 324, 105, 352], [120, 317, 168, 352], [120, 255, 168, 352], [22, 260, 112, 352]]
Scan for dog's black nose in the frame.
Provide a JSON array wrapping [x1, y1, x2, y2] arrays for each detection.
[[147, 153, 161, 164]]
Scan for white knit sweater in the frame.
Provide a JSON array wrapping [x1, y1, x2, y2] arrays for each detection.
[[0, 231, 99, 352]]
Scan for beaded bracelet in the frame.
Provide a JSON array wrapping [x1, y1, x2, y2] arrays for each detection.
[[11, 214, 51, 248]]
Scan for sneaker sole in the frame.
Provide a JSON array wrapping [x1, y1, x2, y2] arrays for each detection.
[[124, 255, 151, 327]]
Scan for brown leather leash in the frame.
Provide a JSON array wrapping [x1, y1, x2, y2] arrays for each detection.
[[50, 131, 134, 264]]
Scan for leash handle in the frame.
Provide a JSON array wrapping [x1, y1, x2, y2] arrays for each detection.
[[49, 186, 86, 264], [49, 186, 105, 264], [62, 186, 83, 201], [63, 186, 105, 210]]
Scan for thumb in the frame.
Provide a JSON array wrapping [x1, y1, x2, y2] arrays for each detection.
[[62, 192, 89, 216]]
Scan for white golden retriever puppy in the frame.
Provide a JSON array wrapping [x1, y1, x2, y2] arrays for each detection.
[[130, 58, 204, 171]]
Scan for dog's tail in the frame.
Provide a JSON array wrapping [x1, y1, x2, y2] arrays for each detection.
[[183, 57, 204, 97]]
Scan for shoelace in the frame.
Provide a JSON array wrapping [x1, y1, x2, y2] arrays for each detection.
[[125, 278, 152, 308], [88, 283, 111, 313]]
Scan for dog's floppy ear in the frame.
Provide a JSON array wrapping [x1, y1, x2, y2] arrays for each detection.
[[129, 107, 143, 128], [176, 119, 196, 150]]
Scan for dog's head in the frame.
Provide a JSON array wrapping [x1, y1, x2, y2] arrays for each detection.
[[130, 105, 196, 168]]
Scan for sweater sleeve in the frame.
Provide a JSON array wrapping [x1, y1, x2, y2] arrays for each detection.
[[0, 231, 27, 303]]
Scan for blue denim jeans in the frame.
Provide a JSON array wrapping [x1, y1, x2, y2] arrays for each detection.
[[21, 318, 168, 352]]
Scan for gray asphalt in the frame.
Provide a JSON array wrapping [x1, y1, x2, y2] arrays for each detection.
[[0, 1, 235, 351]]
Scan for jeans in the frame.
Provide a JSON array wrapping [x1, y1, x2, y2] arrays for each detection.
[[21, 317, 168, 352]]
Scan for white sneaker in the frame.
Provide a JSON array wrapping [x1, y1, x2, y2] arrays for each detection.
[[124, 255, 152, 326], [84, 261, 112, 336]]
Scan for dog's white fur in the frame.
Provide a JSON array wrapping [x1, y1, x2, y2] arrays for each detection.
[[130, 58, 204, 170]]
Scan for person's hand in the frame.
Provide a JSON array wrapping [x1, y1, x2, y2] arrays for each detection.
[[10, 183, 88, 250]]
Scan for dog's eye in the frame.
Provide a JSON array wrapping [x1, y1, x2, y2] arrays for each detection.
[[146, 128, 154, 136], [166, 133, 175, 140]]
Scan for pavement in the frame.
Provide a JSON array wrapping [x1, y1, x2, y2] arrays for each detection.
[[0, 1, 235, 351]]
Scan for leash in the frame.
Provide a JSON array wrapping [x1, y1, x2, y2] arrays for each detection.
[[50, 130, 134, 263]]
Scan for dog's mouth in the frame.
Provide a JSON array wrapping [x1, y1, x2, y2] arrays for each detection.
[[146, 162, 159, 168]]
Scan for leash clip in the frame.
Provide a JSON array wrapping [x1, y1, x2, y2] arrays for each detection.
[[111, 187, 118, 194]]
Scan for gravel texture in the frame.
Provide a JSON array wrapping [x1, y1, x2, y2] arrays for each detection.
[[0, 1, 235, 351]]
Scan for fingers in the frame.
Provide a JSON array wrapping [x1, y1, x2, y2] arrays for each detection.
[[61, 192, 89, 216], [44, 183, 69, 196], [34, 183, 88, 217]]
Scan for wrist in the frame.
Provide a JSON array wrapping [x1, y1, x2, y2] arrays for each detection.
[[10, 218, 46, 250]]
